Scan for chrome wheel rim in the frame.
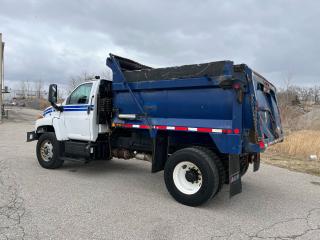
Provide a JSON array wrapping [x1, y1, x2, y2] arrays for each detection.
[[40, 140, 53, 162]]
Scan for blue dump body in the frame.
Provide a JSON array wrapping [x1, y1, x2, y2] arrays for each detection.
[[107, 54, 284, 156]]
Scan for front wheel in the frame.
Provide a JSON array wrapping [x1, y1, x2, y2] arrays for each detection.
[[36, 132, 64, 169], [164, 147, 222, 206]]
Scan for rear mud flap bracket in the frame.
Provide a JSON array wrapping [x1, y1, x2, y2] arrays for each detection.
[[229, 154, 242, 197]]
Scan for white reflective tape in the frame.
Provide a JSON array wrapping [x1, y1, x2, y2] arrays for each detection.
[[166, 126, 175, 130], [188, 127, 198, 132], [212, 129, 222, 133], [132, 125, 140, 128]]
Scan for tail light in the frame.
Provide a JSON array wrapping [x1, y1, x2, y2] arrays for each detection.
[[258, 140, 266, 149]]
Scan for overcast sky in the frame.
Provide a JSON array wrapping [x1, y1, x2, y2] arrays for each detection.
[[1, 0, 319, 89]]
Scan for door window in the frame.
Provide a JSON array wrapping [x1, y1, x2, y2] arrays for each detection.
[[67, 83, 92, 104]]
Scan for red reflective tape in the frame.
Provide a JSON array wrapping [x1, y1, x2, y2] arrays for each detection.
[[233, 128, 240, 134], [197, 127, 213, 133], [222, 129, 233, 134], [155, 125, 167, 130], [175, 126, 188, 131], [116, 123, 234, 135]]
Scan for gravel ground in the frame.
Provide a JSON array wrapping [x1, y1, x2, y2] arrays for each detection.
[[0, 107, 320, 240]]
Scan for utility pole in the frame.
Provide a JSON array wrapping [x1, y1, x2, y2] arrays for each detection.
[[0, 33, 3, 122]]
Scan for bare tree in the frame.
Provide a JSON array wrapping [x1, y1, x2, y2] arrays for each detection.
[[298, 87, 310, 102], [26, 80, 31, 98], [33, 79, 43, 98], [19, 80, 26, 98], [99, 69, 112, 80], [57, 87, 68, 102], [68, 72, 94, 93], [282, 71, 293, 104], [314, 86, 320, 104]]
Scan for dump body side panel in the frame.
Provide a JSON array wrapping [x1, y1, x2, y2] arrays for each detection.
[[108, 55, 244, 155], [113, 85, 234, 127], [107, 54, 283, 156]]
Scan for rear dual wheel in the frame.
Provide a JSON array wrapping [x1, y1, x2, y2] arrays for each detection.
[[164, 147, 225, 206]]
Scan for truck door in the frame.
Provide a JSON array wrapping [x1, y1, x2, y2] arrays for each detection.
[[63, 82, 93, 141]]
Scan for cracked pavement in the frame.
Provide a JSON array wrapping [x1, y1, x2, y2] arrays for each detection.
[[0, 108, 320, 240], [212, 208, 320, 240], [0, 159, 26, 240]]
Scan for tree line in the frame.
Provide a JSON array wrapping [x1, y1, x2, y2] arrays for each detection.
[[277, 85, 320, 106]]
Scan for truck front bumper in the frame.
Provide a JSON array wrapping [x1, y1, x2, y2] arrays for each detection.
[[26, 131, 38, 142]]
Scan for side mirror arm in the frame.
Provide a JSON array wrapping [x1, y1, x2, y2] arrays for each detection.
[[50, 102, 64, 112]]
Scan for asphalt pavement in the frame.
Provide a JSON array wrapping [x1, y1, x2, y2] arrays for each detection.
[[0, 108, 320, 240]]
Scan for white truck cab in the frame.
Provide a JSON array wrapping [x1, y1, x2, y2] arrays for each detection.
[[27, 77, 113, 170], [35, 79, 109, 142]]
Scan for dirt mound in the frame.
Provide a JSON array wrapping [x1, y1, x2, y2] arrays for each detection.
[[293, 106, 320, 130]]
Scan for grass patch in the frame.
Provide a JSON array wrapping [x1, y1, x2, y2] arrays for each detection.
[[262, 152, 320, 176], [262, 130, 320, 176], [269, 130, 320, 158]]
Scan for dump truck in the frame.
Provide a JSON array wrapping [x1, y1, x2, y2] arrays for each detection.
[[27, 54, 283, 206]]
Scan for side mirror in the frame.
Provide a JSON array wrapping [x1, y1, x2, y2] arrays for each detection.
[[48, 84, 58, 104], [48, 84, 63, 112]]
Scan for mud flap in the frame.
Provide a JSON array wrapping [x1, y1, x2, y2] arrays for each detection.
[[151, 131, 168, 173], [229, 154, 242, 197]]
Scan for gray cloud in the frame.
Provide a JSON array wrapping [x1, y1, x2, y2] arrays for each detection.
[[1, 0, 319, 87]]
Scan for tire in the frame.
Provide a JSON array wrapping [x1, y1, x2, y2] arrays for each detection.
[[240, 158, 249, 177], [36, 132, 64, 169], [193, 146, 226, 194], [164, 147, 221, 206]]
